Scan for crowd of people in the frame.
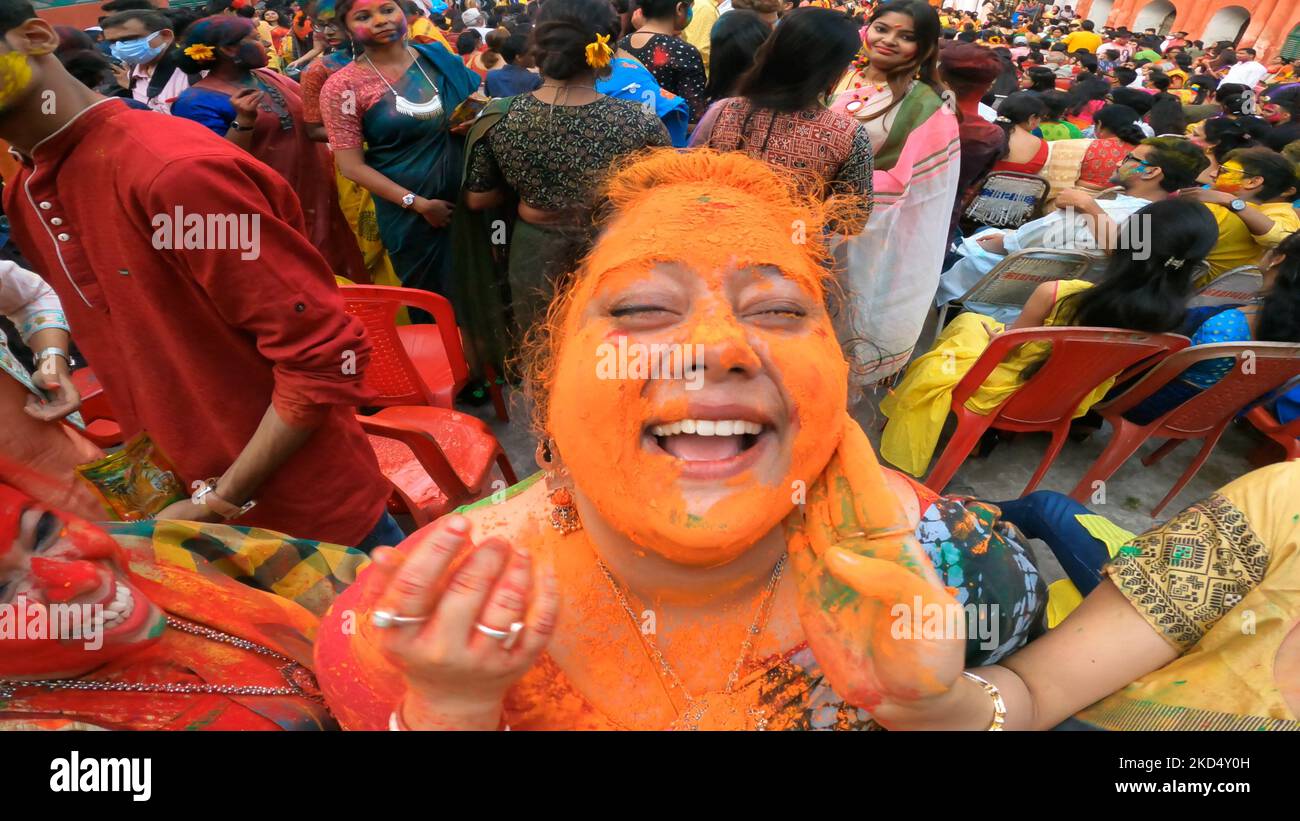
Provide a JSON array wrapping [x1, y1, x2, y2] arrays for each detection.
[[0, 0, 1298, 733]]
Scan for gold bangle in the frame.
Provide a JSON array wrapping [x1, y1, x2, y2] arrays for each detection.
[[962, 671, 1007, 731]]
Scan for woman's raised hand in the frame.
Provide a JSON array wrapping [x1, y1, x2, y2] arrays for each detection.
[[367, 514, 560, 730], [787, 449, 966, 715]]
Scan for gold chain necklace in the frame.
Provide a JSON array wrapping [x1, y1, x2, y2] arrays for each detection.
[[594, 553, 786, 731]]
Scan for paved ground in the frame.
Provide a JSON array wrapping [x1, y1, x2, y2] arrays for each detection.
[[465, 377, 1274, 586]]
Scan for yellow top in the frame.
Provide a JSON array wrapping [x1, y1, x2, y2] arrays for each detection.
[[881, 280, 1102, 477], [1061, 30, 1103, 54], [682, 0, 721, 69], [1199, 201, 1300, 284], [1076, 461, 1300, 729]]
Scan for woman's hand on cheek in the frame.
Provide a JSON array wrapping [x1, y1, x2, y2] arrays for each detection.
[[787, 484, 964, 716]]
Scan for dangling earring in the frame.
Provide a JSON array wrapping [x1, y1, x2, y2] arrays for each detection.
[[537, 439, 581, 535]]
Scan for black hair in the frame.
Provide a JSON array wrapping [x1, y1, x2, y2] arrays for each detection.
[[531, 0, 618, 80], [1214, 82, 1254, 116], [500, 31, 529, 63], [1038, 88, 1069, 120], [1080, 19, 1093, 30], [1064, 74, 1109, 116], [1146, 70, 1170, 92], [1258, 231, 1300, 344], [1141, 135, 1210, 190], [100, 8, 172, 31], [54, 24, 113, 89], [1094, 103, 1145, 144], [1147, 96, 1187, 135], [995, 90, 1046, 139], [100, 0, 157, 11], [456, 29, 479, 55], [1203, 116, 1264, 162], [1025, 65, 1055, 92], [637, 0, 685, 20], [1113, 66, 1137, 87], [173, 14, 254, 72], [1063, 199, 1218, 332], [0, 0, 36, 34], [1110, 85, 1152, 115], [1223, 147, 1299, 201], [705, 9, 770, 104], [736, 8, 858, 114]]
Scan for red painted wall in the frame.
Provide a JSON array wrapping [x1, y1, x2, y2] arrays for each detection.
[[1074, 0, 1299, 60], [36, 1, 174, 30]]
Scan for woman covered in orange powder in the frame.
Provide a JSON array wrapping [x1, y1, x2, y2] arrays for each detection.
[[314, 149, 1048, 731], [0, 470, 366, 731]]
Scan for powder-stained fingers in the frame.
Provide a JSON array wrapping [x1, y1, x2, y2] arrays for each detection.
[[428, 536, 510, 652], [511, 561, 560, 660], [473, 547, 533, 650], [372, 514, 474, 625]]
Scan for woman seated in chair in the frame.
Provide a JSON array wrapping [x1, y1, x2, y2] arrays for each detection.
[[873, 459, 1300, 731], [1040, 104, 1148, 195], [311, 149, 1052, 731], [1123, 228, 1300, 425], [989, 91, 1049, 175], [881, 199, 1217, 478]]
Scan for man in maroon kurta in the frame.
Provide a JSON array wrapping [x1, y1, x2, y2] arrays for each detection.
[[0, 2, 392, 547]]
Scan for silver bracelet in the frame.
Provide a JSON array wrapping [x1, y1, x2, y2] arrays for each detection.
[[33, 347, 73, 369]]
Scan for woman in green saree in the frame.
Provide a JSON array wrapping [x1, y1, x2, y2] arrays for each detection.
[[318, 0, 479, 302]]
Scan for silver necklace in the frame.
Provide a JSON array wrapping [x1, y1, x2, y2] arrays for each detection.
[[0, 616, 324, 702], [364, 47, 443, 120]]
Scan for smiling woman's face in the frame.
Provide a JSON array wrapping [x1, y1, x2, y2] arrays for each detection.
[[547, 184, 848, 567], [0, 487, 164, 678], [865, 12, 920, 73]]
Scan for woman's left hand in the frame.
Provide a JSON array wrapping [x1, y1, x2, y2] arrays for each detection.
[[24, 359, 81, 422], [787, 456, 966, 713]]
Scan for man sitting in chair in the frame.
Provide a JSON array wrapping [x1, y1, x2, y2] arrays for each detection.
[[936, 137, 1209, 307]]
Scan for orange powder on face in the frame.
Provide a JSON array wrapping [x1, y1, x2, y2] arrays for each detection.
[[547, 185, 849, 567]]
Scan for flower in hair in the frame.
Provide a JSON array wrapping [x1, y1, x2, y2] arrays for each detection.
[[184, 43, 216, 63], [585, 33, 613, 70]]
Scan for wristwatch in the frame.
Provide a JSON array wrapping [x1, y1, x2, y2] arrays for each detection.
[[228, 120, 255, 132], [192, 477, 256, 520], [32, 347, 74, 369], [1229, 198, 1247, 212], [400, 192, 417, 209]]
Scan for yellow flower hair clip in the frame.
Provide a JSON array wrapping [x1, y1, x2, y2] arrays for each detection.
[[184, 43, 216, 63], [585, 33, 612, 70]]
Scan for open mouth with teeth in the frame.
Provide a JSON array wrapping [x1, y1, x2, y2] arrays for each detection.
[[644, 417, 776, 478]]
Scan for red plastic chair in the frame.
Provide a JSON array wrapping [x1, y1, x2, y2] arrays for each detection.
[[1245, 404, 1300, 462], [341, 284, 508, 421], [924, 327, 1190, 494], [1069, 342, 1300, 515], [359, 409, 518, 528], [69, 368, 124, 448]]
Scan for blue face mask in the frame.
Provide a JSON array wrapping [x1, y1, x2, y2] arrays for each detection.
[[685, 6, 693, 25], [109, 32, 167, 66]]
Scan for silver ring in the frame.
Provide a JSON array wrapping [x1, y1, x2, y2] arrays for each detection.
[[372, 610, 429, 629], [476, 621, 526, 649]]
